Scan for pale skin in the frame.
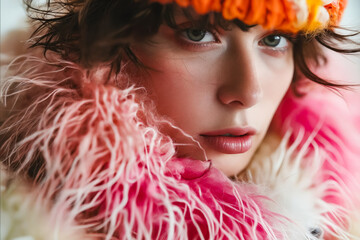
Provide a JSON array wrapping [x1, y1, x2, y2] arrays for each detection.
[[129, 9, 295, 176]]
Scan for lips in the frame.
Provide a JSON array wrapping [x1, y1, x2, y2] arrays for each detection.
[[200, 127, 256, 154]]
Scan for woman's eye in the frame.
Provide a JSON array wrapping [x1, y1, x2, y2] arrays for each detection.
[[183, 28, 216, 43], [260, 35, 289, 48]]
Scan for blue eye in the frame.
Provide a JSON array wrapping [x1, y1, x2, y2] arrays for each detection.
[[260, 35, 289, 48], [183, 29, 216, 43]]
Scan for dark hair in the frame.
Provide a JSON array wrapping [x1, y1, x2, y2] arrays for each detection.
[[25, 0, 360, 91]]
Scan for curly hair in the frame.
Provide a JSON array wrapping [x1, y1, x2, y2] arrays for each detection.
[[25, 0, 360, 90]]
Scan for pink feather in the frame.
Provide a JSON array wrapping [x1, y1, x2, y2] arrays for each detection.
[[272, 87, 360, 238], [1, 55, 289, 239]]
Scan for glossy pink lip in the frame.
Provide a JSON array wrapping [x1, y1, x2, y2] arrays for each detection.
[[200, 127, 256, 154]]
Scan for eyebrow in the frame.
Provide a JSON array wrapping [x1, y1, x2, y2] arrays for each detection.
[[233, 19, 257, 32]]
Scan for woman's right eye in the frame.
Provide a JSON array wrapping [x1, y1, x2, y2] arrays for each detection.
[[181, 28, 217, 43]]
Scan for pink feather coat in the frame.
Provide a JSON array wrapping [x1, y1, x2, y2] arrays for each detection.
[[0, 45, 359, 239]]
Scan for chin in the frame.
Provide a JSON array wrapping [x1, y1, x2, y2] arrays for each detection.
[[208, 154, 252, 177]]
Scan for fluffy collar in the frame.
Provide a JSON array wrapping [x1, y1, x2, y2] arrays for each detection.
[[1, 54, 359, 239]]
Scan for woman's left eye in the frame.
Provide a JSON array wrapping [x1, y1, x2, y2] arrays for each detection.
[[259, 35, 289, 48], [182, 28, 216, 43]]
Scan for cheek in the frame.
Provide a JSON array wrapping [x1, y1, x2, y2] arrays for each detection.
[[133, 51, 216, 130], [265, 67, 293, 102], [255, 55, 294, 130], [262, 53, 294, 103]]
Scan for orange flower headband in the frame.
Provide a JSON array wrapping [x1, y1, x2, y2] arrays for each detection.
[[152, 0, 347, 33]]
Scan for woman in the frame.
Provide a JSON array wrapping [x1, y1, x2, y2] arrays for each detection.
[[1, 0, 359, 239]]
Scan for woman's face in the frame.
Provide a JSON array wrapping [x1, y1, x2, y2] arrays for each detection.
[[130, 10, 294, 176]]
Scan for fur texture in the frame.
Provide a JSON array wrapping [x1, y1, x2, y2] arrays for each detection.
[[0, 53, 359, 240], [0, 55, 285, 239]]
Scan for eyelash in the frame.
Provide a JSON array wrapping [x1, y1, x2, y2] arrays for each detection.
[[259, 36, 291, 53], [176, 28, 221, 50], [258, 33, 295, 57]]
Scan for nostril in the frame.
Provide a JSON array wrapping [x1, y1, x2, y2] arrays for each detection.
[[309, 227, 323, 239]]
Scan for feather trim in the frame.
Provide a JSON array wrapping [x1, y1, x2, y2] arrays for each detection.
[[267, 89, 360, 239], [246, 130, 354, 239], [1, 54, 292, 239], [0, 169, 89, 240]]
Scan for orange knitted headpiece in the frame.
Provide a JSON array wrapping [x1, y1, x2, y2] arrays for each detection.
[[152, 0, 347, 33]]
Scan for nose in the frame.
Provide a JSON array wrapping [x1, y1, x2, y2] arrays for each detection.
[[217, 44, 262, 109]]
